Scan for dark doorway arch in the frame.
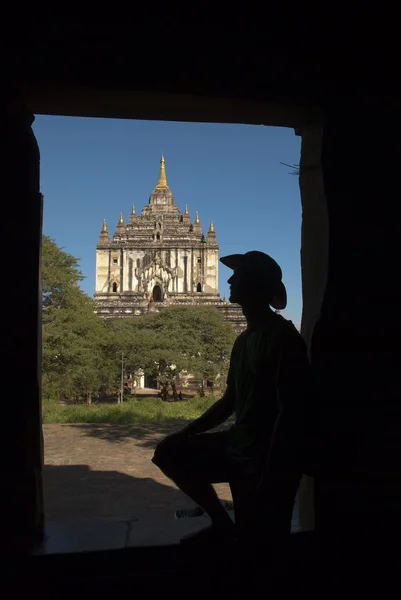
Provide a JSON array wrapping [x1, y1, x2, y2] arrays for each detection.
[[197, 282, 202, 292], [112, 282, 118, 293], [153, 284, 162, 302]]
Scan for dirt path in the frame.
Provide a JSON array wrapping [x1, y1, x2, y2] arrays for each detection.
[[43, 423, 232, 522]]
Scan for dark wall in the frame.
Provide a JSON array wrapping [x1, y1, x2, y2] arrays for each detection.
[[312, 100, 401, 555], [2, 101, 44, 549]]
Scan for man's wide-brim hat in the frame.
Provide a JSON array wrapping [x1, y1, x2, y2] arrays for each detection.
[[220, 250, 287, 310]]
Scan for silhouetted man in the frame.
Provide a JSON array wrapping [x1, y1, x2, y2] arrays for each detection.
[[152, 251, 310, 544]]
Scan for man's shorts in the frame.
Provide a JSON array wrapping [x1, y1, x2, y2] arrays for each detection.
[[152, 429, 264, 484]]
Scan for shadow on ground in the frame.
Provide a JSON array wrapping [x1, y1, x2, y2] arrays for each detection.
[[70, 422, 231, 447], [70, 421, 187, 447], [43, 463, 207, 522]]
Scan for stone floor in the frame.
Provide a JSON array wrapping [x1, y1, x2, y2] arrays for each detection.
[[41, 423, 301, 553], [43, 422, 232, 523]]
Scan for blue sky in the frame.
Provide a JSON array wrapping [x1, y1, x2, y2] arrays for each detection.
[[33, 116, 302, 326]]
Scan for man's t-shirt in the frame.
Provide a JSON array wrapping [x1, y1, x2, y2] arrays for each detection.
[[227, 311, 309, 451]]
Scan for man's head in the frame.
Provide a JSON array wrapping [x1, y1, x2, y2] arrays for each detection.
[[220, 250, 287, 310]]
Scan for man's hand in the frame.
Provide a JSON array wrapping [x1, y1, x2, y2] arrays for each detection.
[[155, 426, 194, 453], [156, 390, 235, 455]]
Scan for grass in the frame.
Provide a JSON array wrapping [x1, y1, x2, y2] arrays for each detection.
[[42, 395, 217, 424]]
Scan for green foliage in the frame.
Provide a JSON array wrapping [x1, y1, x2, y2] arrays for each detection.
[[103, 318, 150, 390], [105, 306, 237, 399], [42, 236, 84, 310], [41, 237, 108, 402], [41, 236, 237, 409], [170, 306, 236, 391]]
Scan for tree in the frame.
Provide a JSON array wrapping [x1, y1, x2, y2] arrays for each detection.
[[139, 316, 191, 401], [42, 236, 84, 311], [170, 306, 237, 395], [122, 306, 237, 400], [41, 237, 107, 403], [103, 318, 150, 397], [41, 237, 239, 404]]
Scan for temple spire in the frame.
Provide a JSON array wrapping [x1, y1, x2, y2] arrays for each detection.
[[193, 211, 202, 233], [98, 219, 109, 245], [143, 153, 180, 216], [183, 203, 190, 225], [129, 204, 136, 223], [115, 212, 125, 235], [207, 220, 216, 242], [155, 154, 168, 189]]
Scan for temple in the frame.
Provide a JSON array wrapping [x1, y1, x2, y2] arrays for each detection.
[[94, 155, 246, 331]]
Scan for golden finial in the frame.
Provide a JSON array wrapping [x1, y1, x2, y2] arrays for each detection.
[[184, 204, 189, 215], [194, 211, 200, 224], [129, 204, 136, 223], [155, 154, 168, 189], [118, 212, 124, 225], [101, 219, 107, 232], [209, 221, 214, 232]]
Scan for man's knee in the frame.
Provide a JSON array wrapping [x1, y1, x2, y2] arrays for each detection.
[[152, 435, 184, 474]]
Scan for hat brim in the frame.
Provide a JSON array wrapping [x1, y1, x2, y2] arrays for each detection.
[[220, 253, 287, 310], [270, 281, 287, 310], [220, 254, 245, 269]]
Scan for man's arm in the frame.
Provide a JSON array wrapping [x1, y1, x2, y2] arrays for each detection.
[[178, 387, 235, 437]]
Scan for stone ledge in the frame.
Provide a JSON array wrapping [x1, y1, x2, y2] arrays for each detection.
[[33, 502, 302, 555], [33, 516, 214, 555]]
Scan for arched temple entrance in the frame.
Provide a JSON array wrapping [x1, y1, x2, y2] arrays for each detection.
[[152, 284, 162, 302]]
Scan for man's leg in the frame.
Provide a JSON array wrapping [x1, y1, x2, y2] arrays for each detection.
[[171, 480, 234, 530], [152, 432, 235, 535]]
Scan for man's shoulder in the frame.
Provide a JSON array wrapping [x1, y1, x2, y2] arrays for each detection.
[[278, 318, 308, 363], [231, 330, 248, 352], [236, 329, 249, 342], [233, 314, 304, 352], [284, 319, 305, 344], [261, 313, 298, 342]]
